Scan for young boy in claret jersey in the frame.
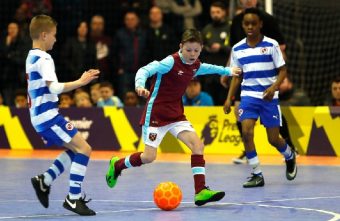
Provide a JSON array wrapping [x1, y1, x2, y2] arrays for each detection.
[[106, 28, 241, 206]]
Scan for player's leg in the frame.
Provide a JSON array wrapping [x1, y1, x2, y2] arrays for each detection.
[[173, 122, 225, 206], [31, 120, 78, 209], [106, 124, 166, 188], [31, 149, 75, 208], [106, 145, 156, 188], [266, 127, 297, 180], [238, 98, 265, 187], [262, 103, 297, 181], [62, 132, 96, 216], [241, 119, 265, 188], [280, 114, 298, 154], [232, 100, 247, 164]]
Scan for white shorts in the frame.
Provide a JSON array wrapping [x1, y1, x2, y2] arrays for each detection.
[[142, 121, 195, 148]]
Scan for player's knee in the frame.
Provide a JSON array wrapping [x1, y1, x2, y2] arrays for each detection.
[[75, 144, 92, 156], [142, 152, 156, 164], [191, 141, 204, 155]]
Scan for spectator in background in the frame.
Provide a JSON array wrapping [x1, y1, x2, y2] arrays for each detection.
[[90, 15, 113, 82], [113, 0, 152, 28], [114, 11, 147, 99], [201, 1, 231, 105], [90, 83, 101, 106], [183, 78, 214, 106], [97, 82, 123, 107], [59, 92, 74, 108], [146, 6, 177, 61], [14, 89, 28, 108], [14, 0, 52, 39], [156, 0, 202, 34], [123, 91, 140, 107], [74, 91, 93, 108], [61, 20, 97, 82], [0, 21, 29, 105], [325, 77, 340, 106]]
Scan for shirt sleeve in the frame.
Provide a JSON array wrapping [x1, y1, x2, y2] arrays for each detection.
[[39, 56, 58, 82], [230, 48, 241, 68], [272, 44, 285, 68], [195, 63, 231, 77], [135, 55, 174, 88]]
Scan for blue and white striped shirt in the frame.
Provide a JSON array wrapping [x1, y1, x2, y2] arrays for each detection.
[[26, 49, 60, 132], [230, 36, 285, 100]]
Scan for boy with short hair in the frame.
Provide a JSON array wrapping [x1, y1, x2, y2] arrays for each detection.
[[14, 89, 28, 108], [97, 81, 123, 107], [224, 8, 297, 188], [26, 14, 99, 215], [106, 29, 241, 206]]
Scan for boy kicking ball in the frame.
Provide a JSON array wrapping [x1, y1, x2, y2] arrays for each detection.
[[106, 29, 241, 206]]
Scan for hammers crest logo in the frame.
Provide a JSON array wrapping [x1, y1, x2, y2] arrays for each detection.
[[149, 133, 157, 141]]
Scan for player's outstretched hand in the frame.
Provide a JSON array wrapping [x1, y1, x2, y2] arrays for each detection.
[[223, 99, 232, 114], [79, 69, 100, 86], [230, 67, 242, 76], [136, 87, 150, 98]]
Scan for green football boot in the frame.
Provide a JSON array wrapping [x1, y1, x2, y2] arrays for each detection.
[[194, 187, 225, 206], [106, 156, 120, 188]]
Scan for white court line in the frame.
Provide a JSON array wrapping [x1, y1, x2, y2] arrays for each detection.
[[256, 204, 340, 221], [1, 196, 340, 220]]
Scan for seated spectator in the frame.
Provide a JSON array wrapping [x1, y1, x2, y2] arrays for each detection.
[[90, 83, 101, 106], [325, 76, 340, 106], [74, 91, 93, 108], [59, 92, 74, 108], [14, 89, 28, 108], [182, 78, 214, 106], [124, 91, 140, 107], [97, 82, 123, 107]]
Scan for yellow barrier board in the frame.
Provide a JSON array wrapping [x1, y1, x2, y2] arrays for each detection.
[[1, 106, 339, 156]]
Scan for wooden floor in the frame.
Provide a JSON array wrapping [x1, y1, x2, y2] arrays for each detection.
[[1, 149, 340, 166]]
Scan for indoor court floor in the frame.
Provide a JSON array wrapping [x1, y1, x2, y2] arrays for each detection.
[[1, 150, 340, 221]]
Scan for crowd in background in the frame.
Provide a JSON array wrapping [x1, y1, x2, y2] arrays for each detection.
[[0, 0, 339, 108]]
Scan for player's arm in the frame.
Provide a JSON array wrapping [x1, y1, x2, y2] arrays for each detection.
[[195, 63, 241, 77], [135, 56, 174, 98], [47, 69, 99, 94], [263, 65, 287, 101]]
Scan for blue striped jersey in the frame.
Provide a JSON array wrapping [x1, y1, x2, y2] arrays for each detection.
[[230, 36, 285, 100], [26, 49, 60, 132]]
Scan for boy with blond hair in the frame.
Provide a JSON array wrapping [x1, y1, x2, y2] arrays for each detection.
[[27, 15, 99, 215]]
